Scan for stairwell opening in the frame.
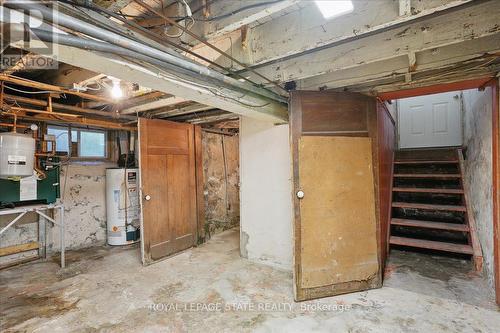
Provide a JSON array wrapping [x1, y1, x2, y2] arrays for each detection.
[[382, 83, 499, 304]]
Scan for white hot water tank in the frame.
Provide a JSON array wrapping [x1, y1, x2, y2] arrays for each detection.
[[0, 132, 35, 179], [106, 168, 141, 245]]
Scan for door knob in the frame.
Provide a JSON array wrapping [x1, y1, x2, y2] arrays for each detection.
[[296, 190, 304, 199], [145, 194, 151, 201]]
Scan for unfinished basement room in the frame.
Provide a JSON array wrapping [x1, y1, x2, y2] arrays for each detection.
[[0, 0, 499, 332]]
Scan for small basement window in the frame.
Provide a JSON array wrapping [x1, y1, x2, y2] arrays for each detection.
[[47, 125, 107, 159]]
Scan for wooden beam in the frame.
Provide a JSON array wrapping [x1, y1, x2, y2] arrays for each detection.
[[154, 103, 213, 118], [7, 112, 136, 131], [242, 1, 500, 83], [378, 77, 492, 100], [3, 93, 135, 120], [191, 0, 477, 72], [0, 74, 114, 103], [202, 0, 301, 41], [299, 33, 500, 91], [121, 96, 186, 114]]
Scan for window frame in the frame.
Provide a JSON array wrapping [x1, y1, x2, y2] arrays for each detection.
[[47, 125, 109, 160]]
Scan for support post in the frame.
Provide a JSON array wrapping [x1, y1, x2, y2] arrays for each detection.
[[38, 213, 46, 258], [60, 205, 65, 268]]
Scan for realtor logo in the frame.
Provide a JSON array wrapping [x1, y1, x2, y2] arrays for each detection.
[[1, 1, 59, 71]]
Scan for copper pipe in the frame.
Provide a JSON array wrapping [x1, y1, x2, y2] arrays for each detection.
[[132, 0, 287, 93]]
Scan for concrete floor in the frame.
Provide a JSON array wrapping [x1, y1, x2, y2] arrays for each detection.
[[1, 228, 499, 332]]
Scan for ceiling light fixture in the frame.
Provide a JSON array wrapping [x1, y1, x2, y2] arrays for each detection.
[[314, 0, 354, 19], [111, 79, 123, 99]]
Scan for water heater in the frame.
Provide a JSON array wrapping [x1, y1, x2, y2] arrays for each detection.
[[0, 132, 35, 179], [106, 168, 140, 245]]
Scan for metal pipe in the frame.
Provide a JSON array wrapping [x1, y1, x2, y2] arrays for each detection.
[[132, 0, 287, 94], [5, 2, 287, 104], [60, 0, 245, 81]]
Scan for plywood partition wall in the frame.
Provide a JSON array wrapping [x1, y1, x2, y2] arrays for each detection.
[[290, 91, 394, 301]]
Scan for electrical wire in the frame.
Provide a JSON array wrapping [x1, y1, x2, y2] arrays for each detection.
[[164, 16, 195, 38], [3, 84, 59, 95]]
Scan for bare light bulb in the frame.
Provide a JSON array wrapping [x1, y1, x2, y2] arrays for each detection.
[[111, 80, 123, 99]]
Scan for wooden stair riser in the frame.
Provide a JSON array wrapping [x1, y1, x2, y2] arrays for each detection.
[[391, 226, 469, 244], [394, 164, 460, 175], [393, 192, 463, 206], [393, 177, 462, 189]]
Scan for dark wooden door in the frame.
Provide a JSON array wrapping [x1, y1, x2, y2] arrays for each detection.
[[291, 91, 383, 301], [139, 118, 198, 265]]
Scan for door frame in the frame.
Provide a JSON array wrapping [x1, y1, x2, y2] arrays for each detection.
[[379, 77, 500, 305]]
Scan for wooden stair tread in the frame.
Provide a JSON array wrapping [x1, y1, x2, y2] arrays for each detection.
[[390, 236, 473, 255], [392, 202, 467, 212], [393, 187, 464, 194], [391, 218, 469, 232], [395, 160, 458, 164], [394, 173, 461, 178]]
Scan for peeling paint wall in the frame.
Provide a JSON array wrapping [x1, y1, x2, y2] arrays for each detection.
[[202, 132, 240, 238], [0, 162, 116, 264], [239, 117, 293, 271], [462, 87, 494, 289], [51, 161, 116, 250]]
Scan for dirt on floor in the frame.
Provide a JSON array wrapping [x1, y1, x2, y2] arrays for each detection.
[[0, 229, 499, 333]]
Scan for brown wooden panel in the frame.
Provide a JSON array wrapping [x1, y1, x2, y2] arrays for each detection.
[[299, 136, 379, 289], [291, 90, 382, 301], [297, 91, 371, 135], [139, 118, 198, 265], [377, 102, 395, 267], [146, 120, 189, 154]]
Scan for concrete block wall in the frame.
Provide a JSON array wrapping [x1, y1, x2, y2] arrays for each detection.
[[239, 117, 293, 271], [462, 87, 494, 289]]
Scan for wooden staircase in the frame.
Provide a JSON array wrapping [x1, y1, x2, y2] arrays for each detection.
[[389, 148, 483, 270]]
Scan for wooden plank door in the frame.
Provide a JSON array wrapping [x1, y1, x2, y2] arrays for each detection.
[[138, 118, 199, 265], [291, 91, 382, 301], [398, 91, 462, 148]]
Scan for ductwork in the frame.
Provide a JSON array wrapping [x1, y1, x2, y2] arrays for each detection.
[[3, 1, 287, 104]]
